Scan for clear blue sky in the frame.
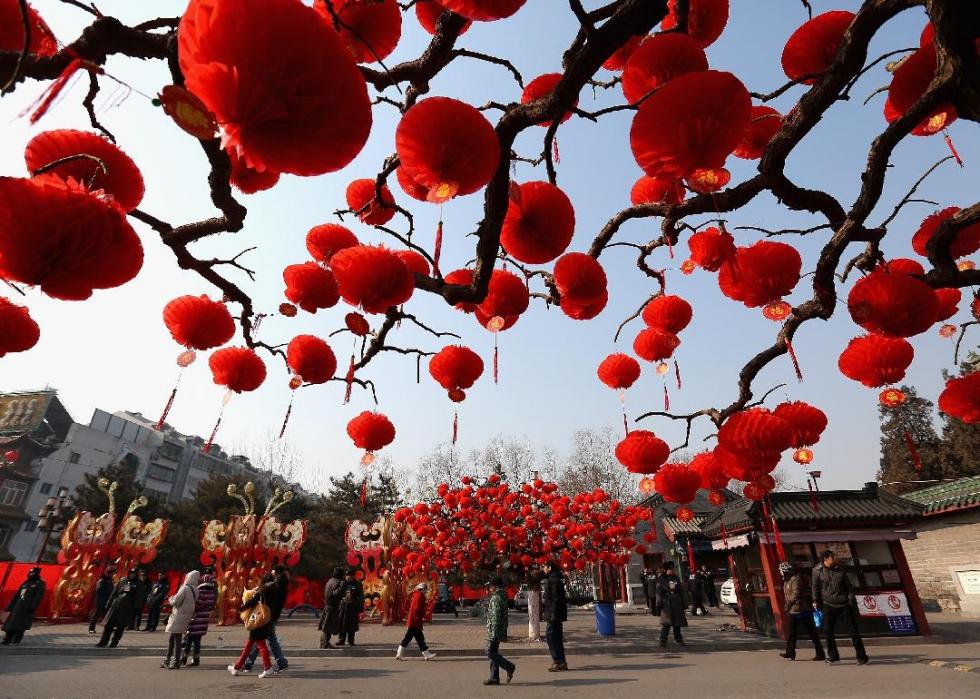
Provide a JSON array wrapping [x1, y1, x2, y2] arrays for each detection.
[[1, 1, 973, 492]]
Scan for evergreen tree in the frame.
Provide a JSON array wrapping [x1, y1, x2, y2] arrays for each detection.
[[938, 356, 980, 479], [877, 386, 943, 494], [71, 454, 168, 520]]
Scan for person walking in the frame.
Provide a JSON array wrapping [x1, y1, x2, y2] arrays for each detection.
[[319, 567, 344, 649], [484, 576, 515, 686], [689, 567, 708, 616], [228, 585, 275, 678], [2, 567, 46, 645], [396, 582, 436, 660], [244, 567, 289, 673], [97, 568, 142, 648], [701, 565, 719, 609], [129, 568, 149, 630], [337, 569, 364, 646], [779, 561, 825, 661], [541, 560, 568, 672], [812, 549, 869, 665], [88, 567, 115, 634], [144, 573, 171, 632], [656, 561, 688, 647], [161, 570, 199, 669], [644, 567, 660, 616], [527, 566, 542, 641], [181, 568, 218, 667]]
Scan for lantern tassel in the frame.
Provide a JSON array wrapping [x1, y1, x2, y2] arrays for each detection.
[[360, 478, 368, 508], [944, 130, 964, 167], [278, 393, 294, 440], [203, 405, 225, 454], [433, 218, 443, 275], [666, 234, 674, 259], [552, 138, 560, 165], [155, 368, 184, 431], [663, 384, 670, 411], [808, 479, 820, 513], [903, 430, 923, 472], [785, 338, 803, 382], [720, 522, 728, 548], [344, 355, 355, 404], [493, 332, 499, 384], [687, 539, 697, 572], [674, 359, 682, 390], [764, 500, 786, 562], [26, 56, 87, 124], [452, 410, 458, 445]]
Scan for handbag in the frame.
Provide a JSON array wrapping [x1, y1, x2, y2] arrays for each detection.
[[240, 589, 271, 631]]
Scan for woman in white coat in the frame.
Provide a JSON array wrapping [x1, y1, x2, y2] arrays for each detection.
[[162, 571, 200, 669]]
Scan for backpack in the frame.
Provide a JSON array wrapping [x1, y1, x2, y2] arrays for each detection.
[[240, 589, 271, 631]]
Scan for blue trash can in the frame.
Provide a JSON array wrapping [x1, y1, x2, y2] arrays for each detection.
[[594, 601, 616, 636]]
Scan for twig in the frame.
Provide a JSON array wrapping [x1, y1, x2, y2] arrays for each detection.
[[82, 72, 115, 142], [452, 49, 524, 88], [613, 292, 659, 342], [880, 155, 953, 227], [735, 224, 832, 238], [953, 321, 978, 366], [1, 0, 31, 94]]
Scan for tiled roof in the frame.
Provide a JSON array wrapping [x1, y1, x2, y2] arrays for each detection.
[[903, 475, 980, 516], [662, 515, 706, 537]]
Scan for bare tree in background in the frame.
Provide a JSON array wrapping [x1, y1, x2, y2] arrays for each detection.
[[468, 434, 540, 484], [555, 427, 634, 503], [235, 431, 305, 488]]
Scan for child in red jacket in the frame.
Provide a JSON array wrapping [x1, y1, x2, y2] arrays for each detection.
[[396, 583, 436, 660]]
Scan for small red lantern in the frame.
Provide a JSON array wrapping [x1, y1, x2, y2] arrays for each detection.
[[680, 259, 696, 275], [286, 335, 337, 385], [707, 489, 726, 507], [3, 450, 19, 463], [879, 388, 907, 408], [633, 328, 681, 362], [960, 261, 977, 272], [630, 175, 686, 207], [306, 223, 359, 265], [346, 179, 396, 226], [638, 476, 656, 495], [939, 324, 957, 338], [676, 506, 695, 523], [685, 167, 730, 194], [762, 300, 792, 321], [156, 85, 218, 140], [793, 448, 814, 465], [209, 347, 267, 393], [839, 334, 915, 388], [642, 295, 693, 333], [597, 353, 641, 390], [279, 303, 297, 317], [345, 312, 370, 336], [688, 226, 736, 272], [616, 430, 670, 474], [283, 262, 340, 314], [163, 295, 236, 350]]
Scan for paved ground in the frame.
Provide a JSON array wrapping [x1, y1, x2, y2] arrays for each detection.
[[2, 643, 979, 698]]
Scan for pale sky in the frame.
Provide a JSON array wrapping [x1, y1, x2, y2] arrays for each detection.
[[1, 1, 973, 493]]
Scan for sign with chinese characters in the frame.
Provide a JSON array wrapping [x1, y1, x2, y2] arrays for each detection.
[[857, 591, 916, 633], [957, 570, 980, 595]]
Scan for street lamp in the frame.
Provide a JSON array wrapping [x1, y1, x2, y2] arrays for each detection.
[[36, 486, 73, 563]]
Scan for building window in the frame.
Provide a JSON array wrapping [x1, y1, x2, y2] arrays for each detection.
[[68, 451, 81, 464], [147, 464, 176, 483], [23, 520, 37, 533], [0, 480, 29, 507], [39, 482, 53, 495], [158, 442, 183, 462], [0, 526, 10, 549]]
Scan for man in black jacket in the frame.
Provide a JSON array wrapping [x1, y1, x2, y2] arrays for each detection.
[[97, 568, 140, 648], [541, 561, 568, 672], [128, 568, 149, 630], [812, 550, 869, 665], [88, 567, 115, 634], [143, 573, 170, 632]]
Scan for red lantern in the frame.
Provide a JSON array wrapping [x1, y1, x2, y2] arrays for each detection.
[[283, 262, 341, 314], [0, 176, 143, 300], [429, 345, 484, 400], [718, 241, 802, 308], [879, 388, 907, 408], [654, 462, 702, 504], [661, 0, 729, 49], [285, 335, 337, 385], [641, 295, 693, 333], [554, 253, 606, 304], [633, 328, 681, 362], [638, 476, 656, 495], [307, 224, 359, 265], [0, 296, 40, 357], [475, 269, 529, 328], [209, 347, 267, 392], [395, 97, 500, 203], [521, 73, 576, 126], [762, 301, 793, 322], [847, 269, 939, 338], [688, 226, 736, 272], [178, 0, 372, 176], [347, 411, 396, 451], [630, 176, 685, 207], [597, 353, 641, 390], [445, 268, 479, 313], [685, 167, 730, 194], [884, 258, 925, 276], [631, 70, 751, 182], [345, 312, 370, 336], [0, 1, 57, 56], [501, 181, 575, 264], [394, 250, 431, 277], [676, 506, 695, 523], [793, 448, 814, 465], [743, 482, 767, 501], [2, 449, 19, 462], [621, 33, 707, 105], [315, 0, 401, 64], [690, 451, 729, 490], [718, 408, 793, 464], [560, 291, 608, 321], [438, 0, 525, 21], [24, 130, 145, 212], [415, 0, 472, 35], [773, 401, 828, 448], [708, 489, 726, 507], [781, 11, 855, 83], [603, 35, 644, 72], [887, 45, 957, 136], [346, 179, 396, 226], [227, 147, 280, 194], [330, 245, 416, 314], [734, 106, 783, 160], [615, 430, 670, 474], [912, 207, 980, 260], [938, 372, 980, 424], [163, 295, 235, 350], [838, 334, 914, 388], [934, 288, 962, 322]]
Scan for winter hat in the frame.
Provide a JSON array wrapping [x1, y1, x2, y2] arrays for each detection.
[[415, 582, 427, 591], [488, 575, 505, 589], [778, 562, 793, 575]]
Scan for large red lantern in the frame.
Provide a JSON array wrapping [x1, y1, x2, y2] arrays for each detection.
[[521, 73, 576, 126], [630, 176, 685, 207], [938, 372, 980, 424], [415, 0, 472, 35], [306, 224, 359, 265], [690, 451, 729, 490], [209, 347, 267, 392], [687, 227, 736, 272], [395, 166, 432, 203], [887, 45, 957, 136], [346, 179, 396, 226], [315, 0, 402, 64], [0, 1, 57, 57], [934, 288, 961, 322], [475, 269, 529, 329], [439, 0, 525, 21], [661, 0, 729, 48], [734, 106, 783, 160], [781, 11, 855, 83], [178, 0, 371, 176], [912, 207, 980, 260], [847, 269, 938, 338], [395, 250, 431, 277], [621, 33, 708, 105], [654, 462, 702, 504], [429, 345, 484, 401], [163, 295, 235, 350], [0, 296, 40, 357], [347, 411, 396, 452], [884, 258, 925, 276], [330, 245, 416, 314], [286, 335, 337, 384], [773, 401, 827, 448], [283, 262, 341, 314], [616, 431, 670, 474], [838, 334, 914, 388], [718, 241, 802, 307], [597, 353, 641, 390], [633, 328, 681, 362], [631, 71, 751, 182], [553, 253, 606, 304], [717, 408, 793, 464], [0, 176, 143, 301], [395, 97, 500, 203], [228, 147, 280, 194], [641, 295, 693, 333], [501, 181, 575, 264], [24, 130, 145, 212]]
